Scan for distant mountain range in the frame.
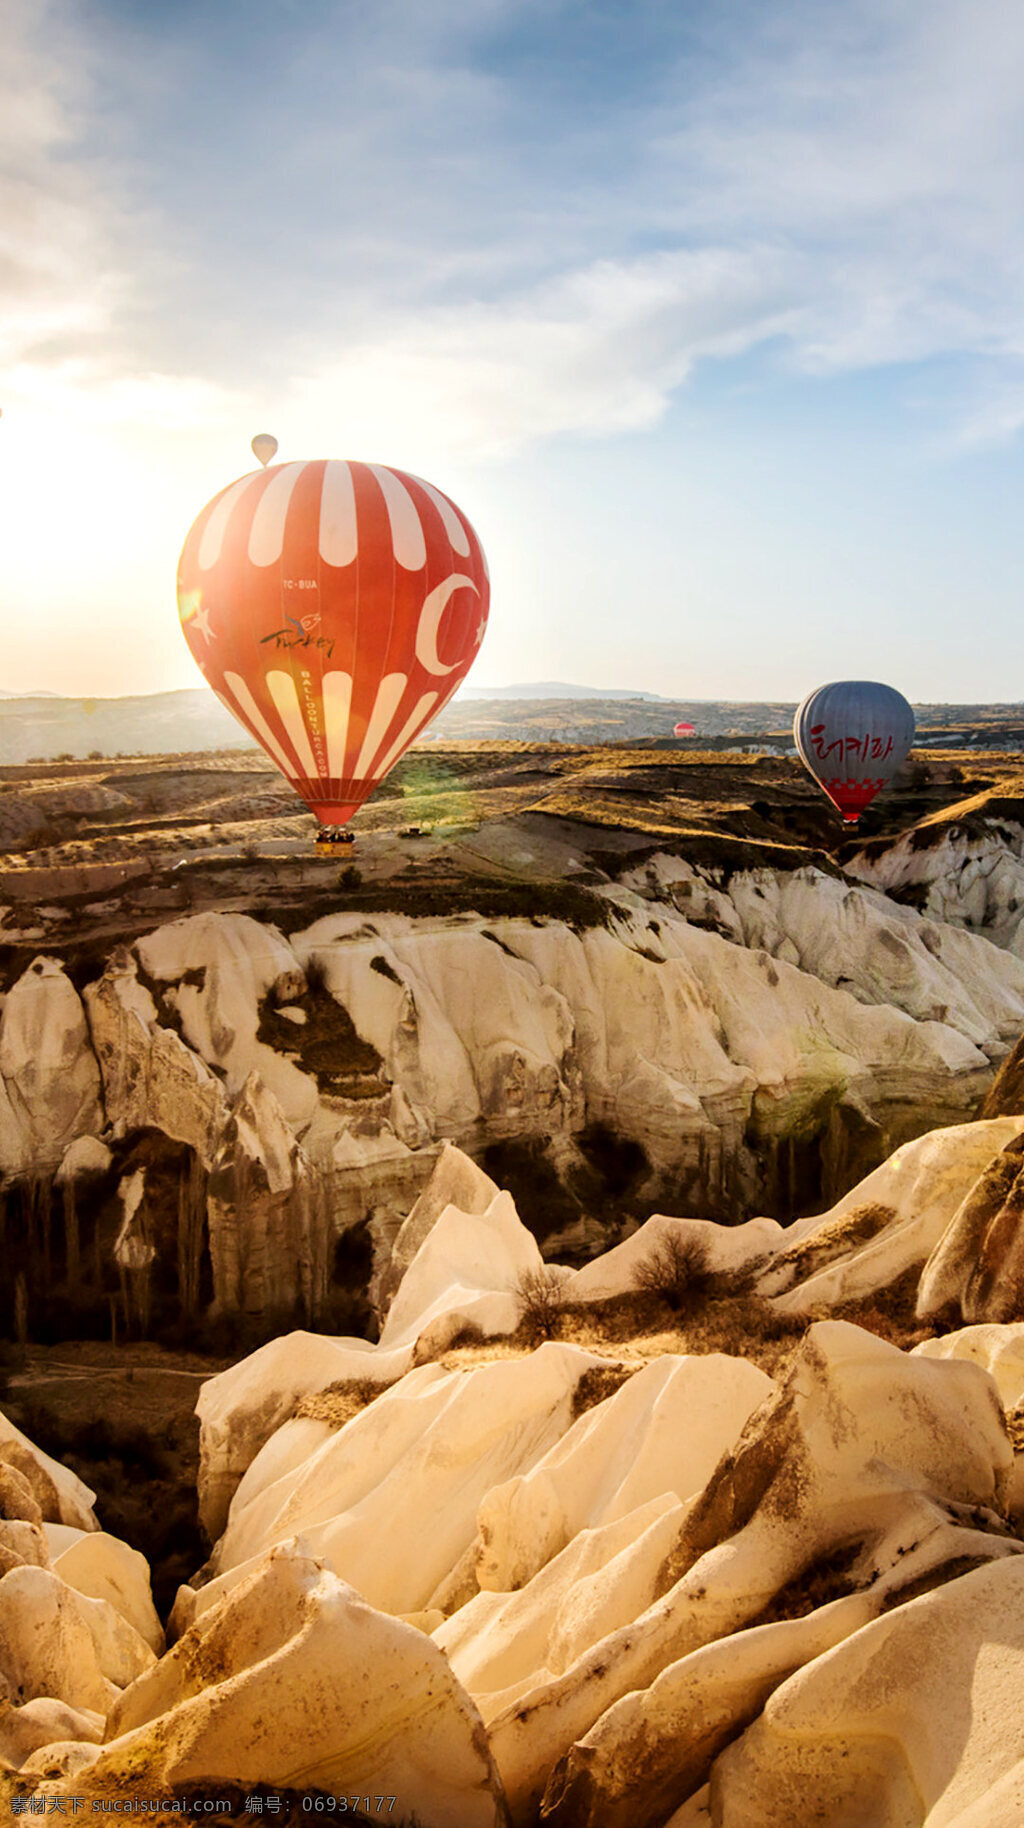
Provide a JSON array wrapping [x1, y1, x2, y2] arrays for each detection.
[[0, 690, 247, 763], [0, 683, 683, 764], [460, 682, 669, 700], [1, 685, 1022, 765]]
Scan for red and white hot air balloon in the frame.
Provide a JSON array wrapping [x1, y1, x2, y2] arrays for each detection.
[[673, 721, 695, 737], [177, 458, 489, 840]]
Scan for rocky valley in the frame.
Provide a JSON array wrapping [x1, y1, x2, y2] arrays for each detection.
[[5, 738, 1024, 1821]]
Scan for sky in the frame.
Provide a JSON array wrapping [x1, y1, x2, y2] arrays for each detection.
[[3, 0, 1024, 703]]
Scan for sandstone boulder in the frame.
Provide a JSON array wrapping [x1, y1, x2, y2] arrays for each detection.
[[92, 1545, 509, 1827], [379, 1188, 547, 1356], [0, 1416, 97, 1533], [0, 1697, 103, 1769], [475, 1353, 773, 1593], [918, 1130, 1024, 1324], [483, 1321, 1015, 1822], [50, 1532, 163, 1657], [0, 1565, 154, 1713], [377, 1140, 500, 1314], [195, 1330, 405, 1540], [214, 1344, 606, 1616], [761, 1117, 1024, 1311], [709, 1557, 1024, 1827], [0, 958, 102, 1177]]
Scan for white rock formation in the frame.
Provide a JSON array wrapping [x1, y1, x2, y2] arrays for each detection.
[[709, 1557, 1024, 1827], [83, 948, 227, 1162], [438, 1496, 689, 1721], [195, 1331, 406, 1540], [90, 1545, 509, 1827], [293, 902, 999, 1219], [0, 1564, 154, 1712], [49, 1531, 163, 1656], [846, 819, 1024, 951], [379, 1140, 500, 1313], [9, 867, 1021, 1326], [195, 1178, 558, 1535], [568, 1212, 794, 1303], [0, 1415, 98, 1532], [541, 1592, 898, 1828], [721, 864, 1024, 1053], [0, 1519, 50, 1574], [914, 1322, 1024, 1410], [760, 1116, 1024, 1311], [482, 1320, 1015, 1821], [53, 1136, 111, 1183], [206, 1071, 329, 1319], [214, 1344, 606, 1616], [0, 958, 102, 1177], [136, 911, 316, 1127], [474, 1353, 773, 1593], [917, 1129, 1024, 1324], [0, 1696, 104, 1769], [378, 1188, 547, 1357], [294, 916, 583, 1144]]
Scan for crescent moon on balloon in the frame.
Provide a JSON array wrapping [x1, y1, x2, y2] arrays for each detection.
[[415, 573, 479, 677]]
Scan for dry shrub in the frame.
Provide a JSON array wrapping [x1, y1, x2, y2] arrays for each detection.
[[514, 1266, 568, 1341], [1007, 1404, 1024, 1453], [770, 1202, 897, 1284], [571, 1360, 637, 1419], [547, 1286, 808, 1378], [632, 1230, 720, 1314], [442, 1320, 487, 1351], [293, 1377, 393, 1429]]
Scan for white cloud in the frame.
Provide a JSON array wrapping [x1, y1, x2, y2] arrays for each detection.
[[264, 0, 1024, 457], [652, 0, 1024, 376], [285, 244, 800, 462], [0, 0, 124, 367], [9, 0, 1024, 459], [0, 0, 242, 436]]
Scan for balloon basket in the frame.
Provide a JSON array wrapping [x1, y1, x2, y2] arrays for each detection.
[[314, 829, 356, 855]]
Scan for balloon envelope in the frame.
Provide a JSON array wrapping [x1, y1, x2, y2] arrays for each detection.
[[673, 721, 695, 736], [794, 680, 915, 822], [177, 459, 489, 827], [251, 434, 278, 467]]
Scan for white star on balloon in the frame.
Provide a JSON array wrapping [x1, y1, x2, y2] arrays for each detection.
[[192, 605, 216, 643], [472, 614, 486, 646]]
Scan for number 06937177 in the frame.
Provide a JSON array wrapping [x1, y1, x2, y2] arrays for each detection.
[[300, 1799, 397, 1815]]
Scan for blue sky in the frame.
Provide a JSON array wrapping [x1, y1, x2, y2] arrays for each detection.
[[2, 0, 1024, 700]]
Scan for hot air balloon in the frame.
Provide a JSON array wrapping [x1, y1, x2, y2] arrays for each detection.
[[251, 433, 279, 468], [673, 721, 695, 737], [794, 680, 915, 823], [177, 459, 489, 844]]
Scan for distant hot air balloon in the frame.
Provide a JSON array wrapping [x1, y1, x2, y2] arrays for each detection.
[[794, 680, 915, 823], [673, 721, 695, 737], [177, 458, 490, 840], [251, 433, 278, 468]]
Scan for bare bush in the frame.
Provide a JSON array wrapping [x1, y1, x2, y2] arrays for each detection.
[[514, 1265, 568, 1340], [632, 1229, 718, 1314]]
